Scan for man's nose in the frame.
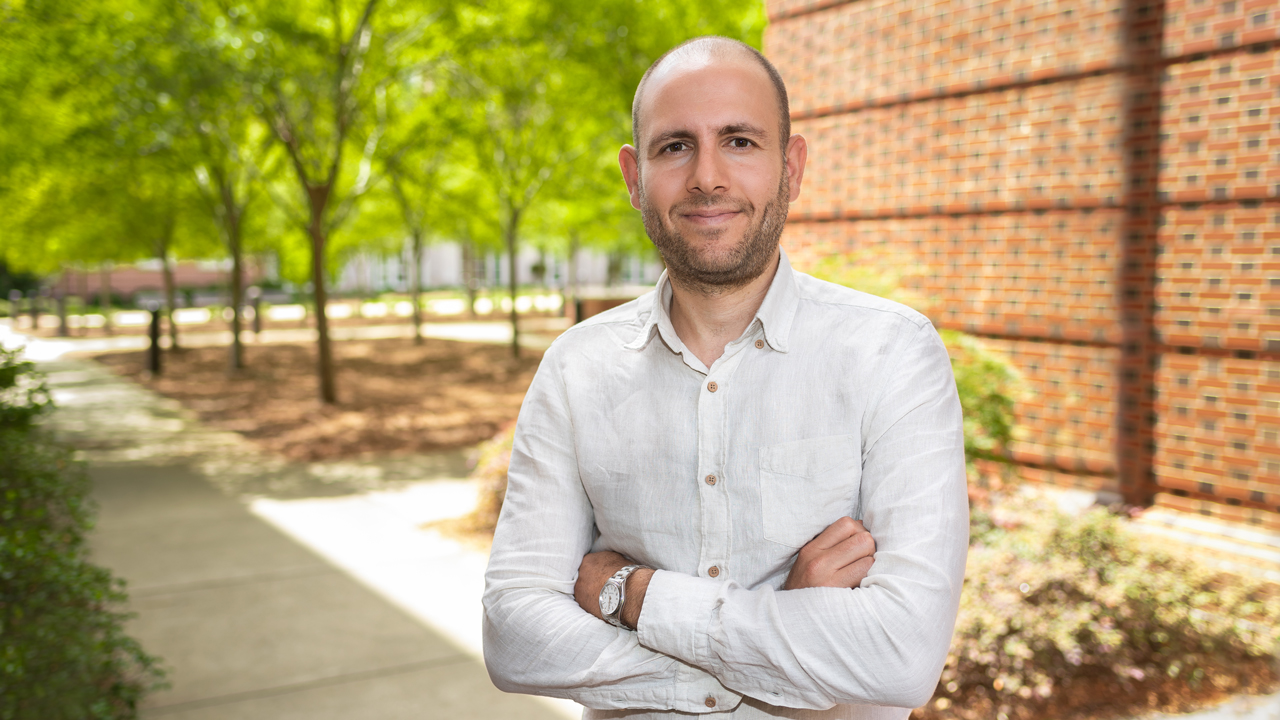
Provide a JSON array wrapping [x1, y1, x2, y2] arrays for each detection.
[[687, 145, 728, 195]]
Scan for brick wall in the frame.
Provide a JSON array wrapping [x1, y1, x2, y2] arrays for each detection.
[[767, 0, 1280, 530]]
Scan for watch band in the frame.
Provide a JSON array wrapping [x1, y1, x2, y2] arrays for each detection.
[[601, 564, 646, 630]]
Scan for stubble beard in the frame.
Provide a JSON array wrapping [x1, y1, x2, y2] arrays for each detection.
[[639, 170, 790, 296]]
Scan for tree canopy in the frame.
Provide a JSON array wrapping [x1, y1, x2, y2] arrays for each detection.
[[0, 0, 767, 397]]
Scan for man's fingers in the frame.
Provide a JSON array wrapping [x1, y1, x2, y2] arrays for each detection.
[[807, 516, 866, 551], [835, 555, 875, 589], [824, 529, 875, 568]]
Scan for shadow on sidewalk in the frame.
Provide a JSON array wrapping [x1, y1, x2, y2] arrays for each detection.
[[40, 357, 567, 720]]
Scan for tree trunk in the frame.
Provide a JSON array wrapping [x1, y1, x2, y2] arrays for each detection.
[[307, 186, 338, 404], [228, 221, 245, 373], [505, 206, 521, 359], [566, 232, 579, 320], [56, 290, 68, 337], [99, 264, 113, 335], [221, 184, 246, 373], [160, 248, 180, 351], [462, 239, 477, 319], [78, 269, 88, 335], [410, 231, 424, 345]]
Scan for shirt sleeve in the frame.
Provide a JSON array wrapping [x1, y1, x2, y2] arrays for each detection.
[[635, 322, 969, 711], [481, 340, 744, 713]]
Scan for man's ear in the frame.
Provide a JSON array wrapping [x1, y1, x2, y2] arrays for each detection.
[[784, 134, 808, 202], [619, 145, 642, 211]]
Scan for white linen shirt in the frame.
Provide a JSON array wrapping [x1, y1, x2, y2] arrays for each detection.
[[483, 251, 969, 719]]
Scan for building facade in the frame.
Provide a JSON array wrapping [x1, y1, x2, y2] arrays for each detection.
[[766, 0, 1279, 533]]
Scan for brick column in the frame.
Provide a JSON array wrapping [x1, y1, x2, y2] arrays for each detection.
[[1116, 0, 1166, 505]]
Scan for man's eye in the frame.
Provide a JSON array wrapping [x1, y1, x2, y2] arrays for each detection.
[[730, 137, 753, 148], [664, 142, 687, 153]]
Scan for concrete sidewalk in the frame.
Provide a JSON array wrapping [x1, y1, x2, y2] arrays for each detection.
[[36, 355, 570, 719]]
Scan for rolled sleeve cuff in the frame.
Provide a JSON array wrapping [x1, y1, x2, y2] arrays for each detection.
[[572, 674, 740, 714], [634, 570, 741, 712]]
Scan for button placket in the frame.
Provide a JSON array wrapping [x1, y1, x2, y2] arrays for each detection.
[[695, 341, 751, 589]]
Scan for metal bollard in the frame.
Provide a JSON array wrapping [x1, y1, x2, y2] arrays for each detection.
[[147, 304, 162, 376]]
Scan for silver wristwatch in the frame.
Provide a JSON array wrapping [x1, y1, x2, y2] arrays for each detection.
[[599, 564, 646, 629]]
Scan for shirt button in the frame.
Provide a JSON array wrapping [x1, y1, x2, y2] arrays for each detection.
[[755, 339, 765, 349], [705, 474, 717, 486], [707, 380, 718, 392], [708, 566, 720, 578], [705, 697, 717, 708]]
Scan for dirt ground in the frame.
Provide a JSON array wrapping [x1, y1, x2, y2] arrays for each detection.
[[93, 337, 541, 462]]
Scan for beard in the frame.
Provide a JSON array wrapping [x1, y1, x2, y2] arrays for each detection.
[[639, 170, 790, 295]]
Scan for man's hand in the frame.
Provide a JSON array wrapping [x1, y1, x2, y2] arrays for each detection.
[[574, 551, 654, 629], [783, 517, 876, 590]]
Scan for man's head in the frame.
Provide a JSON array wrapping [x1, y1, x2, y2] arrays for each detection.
[[620, 36, 806, 295], [631, 37, 791, 152]]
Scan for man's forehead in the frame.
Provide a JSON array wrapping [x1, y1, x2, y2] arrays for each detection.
[[638, 57, 778, 144]]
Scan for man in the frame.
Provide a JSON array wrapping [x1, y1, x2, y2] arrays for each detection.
[[483, 36, 968, 719]]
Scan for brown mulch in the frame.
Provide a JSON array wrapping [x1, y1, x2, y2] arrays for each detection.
[[912, 660, 1278, 720], [93, 337, 542, 462]]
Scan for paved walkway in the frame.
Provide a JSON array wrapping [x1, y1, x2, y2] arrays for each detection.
[[30, 349, 575, 719]]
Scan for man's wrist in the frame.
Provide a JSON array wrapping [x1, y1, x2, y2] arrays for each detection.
[[620, 567, 654, 630]]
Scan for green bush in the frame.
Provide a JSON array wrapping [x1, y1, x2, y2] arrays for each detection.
[[469, 422, 516, 535], [0, 348, 165, 719], [920, 496, 1280, 720]]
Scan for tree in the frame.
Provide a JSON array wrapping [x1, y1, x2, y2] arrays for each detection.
[[196, 0, 451, 402], [371, 63, 465, 344]]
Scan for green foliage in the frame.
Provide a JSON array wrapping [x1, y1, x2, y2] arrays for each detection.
[[0, 349, 165, 719], [0, 350, 51, 430], [940, 329, 1017, 466], [931, 496, 1280, 719]]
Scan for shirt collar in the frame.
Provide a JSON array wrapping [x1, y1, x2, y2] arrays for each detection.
[[622, 249, 800, 355]]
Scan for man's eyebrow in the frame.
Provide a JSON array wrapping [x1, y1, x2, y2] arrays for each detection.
[[718, 123, 768, 139], [646, 123, 770, 153], [647, 128, 697, 152]]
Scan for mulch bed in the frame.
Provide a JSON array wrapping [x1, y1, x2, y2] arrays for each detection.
[[912, 661, 1277, 720], [93, 337, 541, 462]]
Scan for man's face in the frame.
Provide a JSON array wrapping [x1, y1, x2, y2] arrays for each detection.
[[620, 56, 806, 292]]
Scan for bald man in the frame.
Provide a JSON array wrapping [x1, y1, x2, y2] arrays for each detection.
[[482, 36, 969, 720]]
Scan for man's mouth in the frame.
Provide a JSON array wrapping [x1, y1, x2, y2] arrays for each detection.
[[679, 208, 743, 225]]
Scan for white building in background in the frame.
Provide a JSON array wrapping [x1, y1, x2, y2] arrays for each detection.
[[333, 242, 664, 296]]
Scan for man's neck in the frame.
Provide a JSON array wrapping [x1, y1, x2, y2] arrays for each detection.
[[668, 252, 780, 369]]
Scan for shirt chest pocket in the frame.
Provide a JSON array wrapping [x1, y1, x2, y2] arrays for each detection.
[[758, 434, 862, 548]]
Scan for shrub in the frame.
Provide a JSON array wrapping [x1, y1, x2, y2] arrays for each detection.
[[469, 422, 516, 534], [917, 495, 1280, 720], [0, 348, 165, 719]]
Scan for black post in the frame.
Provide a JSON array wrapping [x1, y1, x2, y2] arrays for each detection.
[[147, 305, 163, 376]]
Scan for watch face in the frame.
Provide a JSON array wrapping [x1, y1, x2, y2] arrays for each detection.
[[600, 582, 621, 616]]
